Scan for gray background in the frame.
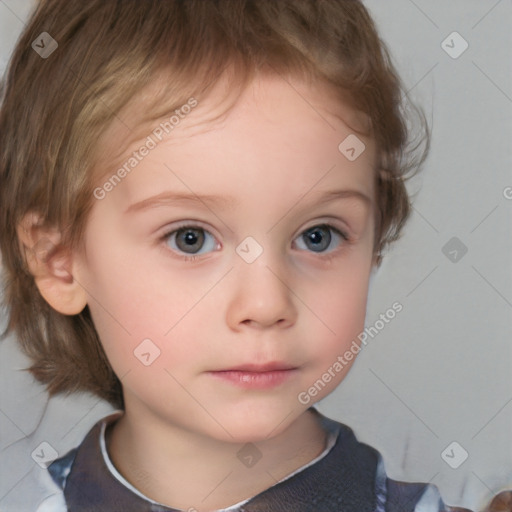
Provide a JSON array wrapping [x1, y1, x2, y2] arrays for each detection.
[[0, 1, 511, 511]]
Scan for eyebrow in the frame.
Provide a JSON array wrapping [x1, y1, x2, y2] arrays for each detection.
[[124, 188, 372, 214]]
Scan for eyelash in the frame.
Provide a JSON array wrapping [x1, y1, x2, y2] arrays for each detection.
[[160, 222, 351, 263]]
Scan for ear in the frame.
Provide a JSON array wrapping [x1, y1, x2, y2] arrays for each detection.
[[17, 212, 87, 315]]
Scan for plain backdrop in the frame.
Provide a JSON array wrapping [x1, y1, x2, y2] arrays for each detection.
[[0, 1, 511, 511]]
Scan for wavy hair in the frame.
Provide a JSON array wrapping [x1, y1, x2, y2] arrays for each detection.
[[0, 0, 430, 408]]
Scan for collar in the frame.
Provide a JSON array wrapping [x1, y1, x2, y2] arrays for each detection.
[[59, 408, 379, 511]]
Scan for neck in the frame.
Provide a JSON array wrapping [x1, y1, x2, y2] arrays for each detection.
[[107, 405, 327, 511]]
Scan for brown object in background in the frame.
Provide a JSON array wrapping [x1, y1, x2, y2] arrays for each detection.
[[484, 491, 512, 512]]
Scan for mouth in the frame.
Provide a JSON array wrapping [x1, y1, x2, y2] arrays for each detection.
[[218, 362, 298, 372], [207, 362, 299, 389]]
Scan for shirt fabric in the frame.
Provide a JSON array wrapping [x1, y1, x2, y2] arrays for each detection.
[[35, 408, 474, 512]]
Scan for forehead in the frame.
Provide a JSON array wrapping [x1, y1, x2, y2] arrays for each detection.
[[93, 73, 377, 210]]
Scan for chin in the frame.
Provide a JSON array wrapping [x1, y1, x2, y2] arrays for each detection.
[[210, 402, 303, 444]]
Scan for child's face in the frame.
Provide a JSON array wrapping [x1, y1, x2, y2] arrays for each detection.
[[75, 74, 377, 442]]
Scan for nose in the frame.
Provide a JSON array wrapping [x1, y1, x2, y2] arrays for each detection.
[[225, 252, 298, 332]]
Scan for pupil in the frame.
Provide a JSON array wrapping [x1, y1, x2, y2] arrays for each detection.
[[178, 228, 204, 253], [185, 232, 196, 244]]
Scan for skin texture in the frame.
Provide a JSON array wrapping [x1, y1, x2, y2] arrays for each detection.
[[28, 74, 379, 510]]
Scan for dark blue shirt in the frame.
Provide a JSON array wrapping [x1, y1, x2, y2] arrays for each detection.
[[41, 408, 473, 512]]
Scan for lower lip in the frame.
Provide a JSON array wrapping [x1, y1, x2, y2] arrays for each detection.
[[208, 369, 298, 389]]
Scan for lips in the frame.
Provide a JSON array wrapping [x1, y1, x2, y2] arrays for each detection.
[[207, 361, 299, 389], [215, 362, 298, 373]]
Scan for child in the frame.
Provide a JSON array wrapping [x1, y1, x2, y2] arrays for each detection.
[[0, 0, 479, 510]]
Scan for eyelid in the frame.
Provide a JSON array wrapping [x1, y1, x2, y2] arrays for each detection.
[[160, 216, 352, 241], [160, 220, 221, 240], [296, 216, 353, 239]]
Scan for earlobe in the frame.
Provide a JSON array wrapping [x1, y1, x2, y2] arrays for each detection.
[[16, 213, 88, 315]]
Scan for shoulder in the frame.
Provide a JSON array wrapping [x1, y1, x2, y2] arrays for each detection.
[[29, 460, 69, 512], [374, 444, 475, 511], [384, 469, 474, 512], [315, 410, 475, 512], [35, 412, 122, 511], [31, 444, 77, 511]]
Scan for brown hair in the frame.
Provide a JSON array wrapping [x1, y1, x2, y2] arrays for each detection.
[[0, 0, 430, 408]]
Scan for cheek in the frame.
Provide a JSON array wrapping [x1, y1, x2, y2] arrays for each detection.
[[296, 268, 370, 405], [307, 264, 370, 357], [80, 252, 207, 381]]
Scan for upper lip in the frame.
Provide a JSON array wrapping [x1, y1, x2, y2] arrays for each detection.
[[212, 362, 298, 372]]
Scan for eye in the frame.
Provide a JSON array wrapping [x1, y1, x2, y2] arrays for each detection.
[[163, 224, 218, 260], [293, 224, 349, 254], [161, 222, 350, 262]]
